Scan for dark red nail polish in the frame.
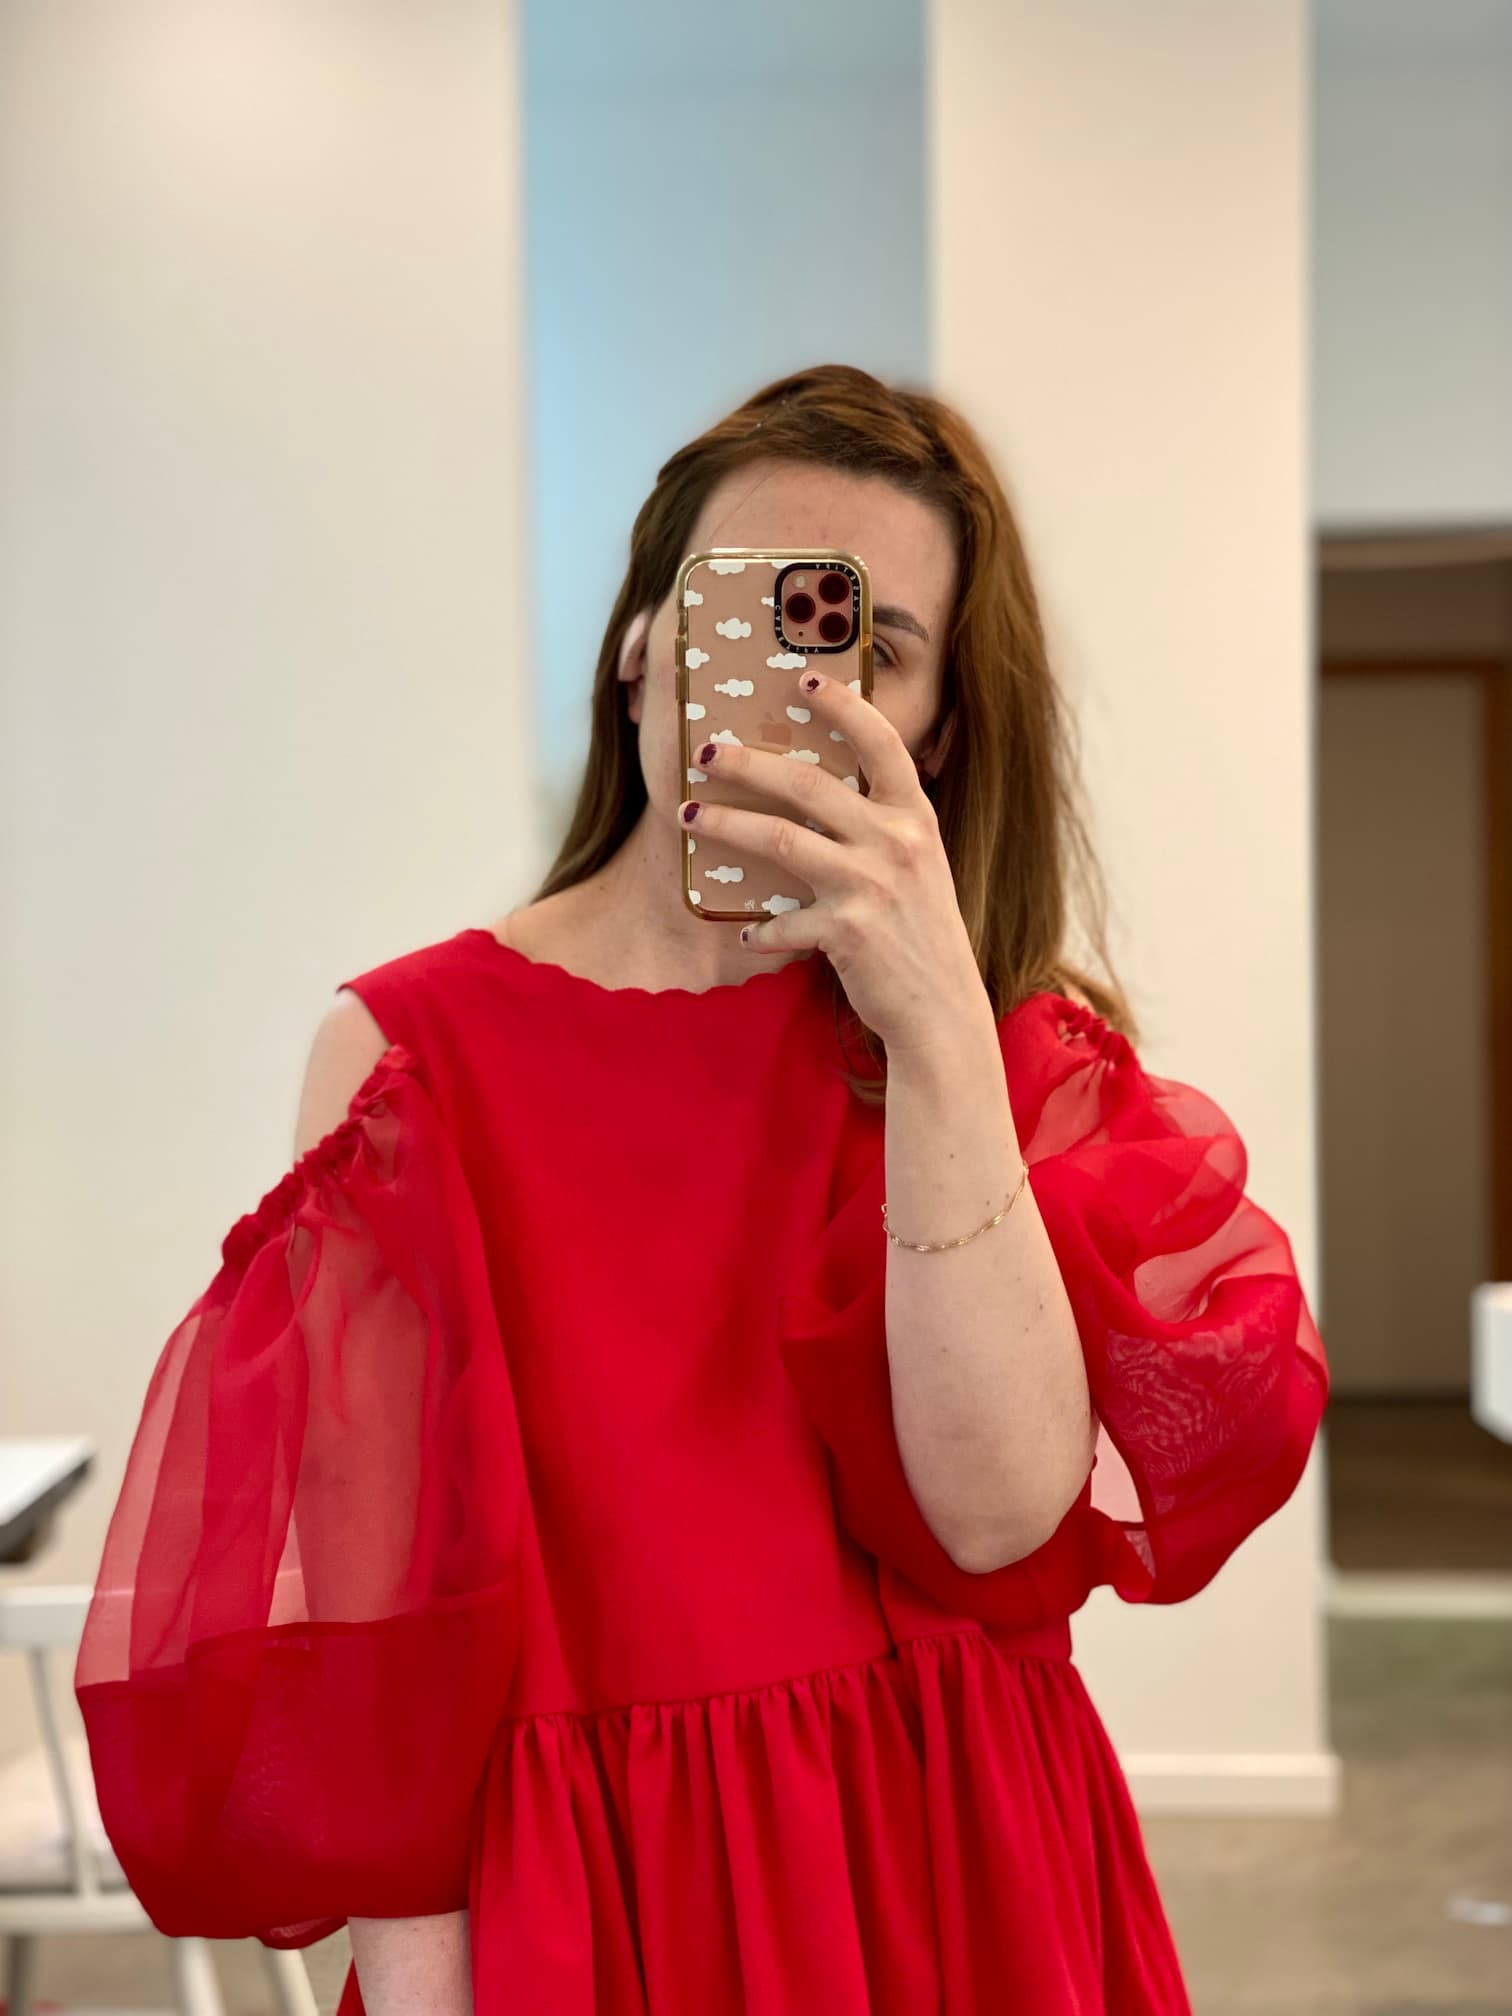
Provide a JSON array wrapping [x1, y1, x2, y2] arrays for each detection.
[[681, 801, 699, 824], [803, 675, 821, 692], [697, 741, 717, 764]]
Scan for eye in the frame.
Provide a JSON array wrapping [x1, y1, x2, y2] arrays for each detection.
[[873, 637, 896, 668]]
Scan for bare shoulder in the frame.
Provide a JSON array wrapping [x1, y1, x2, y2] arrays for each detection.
[[293, 988, 391, 1158]]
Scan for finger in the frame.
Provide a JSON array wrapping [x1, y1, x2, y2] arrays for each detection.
[[689, 736, 869, 841], [737, 904, 827, 953], [679, 797, 841, 892], [794, 667, 918, 803]]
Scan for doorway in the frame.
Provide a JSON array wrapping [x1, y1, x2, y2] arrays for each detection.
[[1317, 534, 1512, 1581]]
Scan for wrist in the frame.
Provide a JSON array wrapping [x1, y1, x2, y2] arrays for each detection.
[[883, 999, 1004, 1082]]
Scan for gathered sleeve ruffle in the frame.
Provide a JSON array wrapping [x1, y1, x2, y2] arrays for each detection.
[[777, 993, 1329, 1618], [74, 1045, 525, 1948]]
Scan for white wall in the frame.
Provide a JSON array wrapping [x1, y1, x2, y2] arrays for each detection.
[[523, 0, 928, 798], [1313, 0, 1512, 533], [0, 0, 530, 1749], [932, 0, 1335, 1811]]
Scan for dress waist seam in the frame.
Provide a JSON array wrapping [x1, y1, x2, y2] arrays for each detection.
[[503, 1616, 1073, 1729]]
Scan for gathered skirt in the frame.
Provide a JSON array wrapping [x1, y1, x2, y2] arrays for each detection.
[[336, 1619, 1191, 2015]]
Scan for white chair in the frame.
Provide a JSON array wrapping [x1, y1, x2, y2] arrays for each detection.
[[0, 1586, 319, 2016]]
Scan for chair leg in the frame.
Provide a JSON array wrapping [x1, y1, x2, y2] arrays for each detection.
[[171, 1936, 229, 2016], [263, 1944, 321, 2016], [5, 1934, 39, 2016]]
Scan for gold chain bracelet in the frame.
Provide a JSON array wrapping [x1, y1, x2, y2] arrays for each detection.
[[881, 1159, 1031, 1253]]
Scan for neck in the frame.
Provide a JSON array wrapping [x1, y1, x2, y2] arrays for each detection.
[[542, 806, 814, 994]]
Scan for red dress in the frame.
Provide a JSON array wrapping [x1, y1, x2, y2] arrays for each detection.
[[75, 928, 1328, 2014]]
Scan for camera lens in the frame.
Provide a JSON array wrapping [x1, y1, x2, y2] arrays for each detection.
[[785, 592, 816, 625], [818, 612, 850, 644], [818, 572, 850, 606]]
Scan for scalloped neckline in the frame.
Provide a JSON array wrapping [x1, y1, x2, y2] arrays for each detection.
[[457, 927, 823, 1006]]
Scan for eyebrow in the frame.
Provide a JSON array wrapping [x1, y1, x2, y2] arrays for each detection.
[[873, 603, 930, 646]]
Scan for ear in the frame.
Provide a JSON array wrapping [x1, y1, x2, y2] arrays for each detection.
[[617, 609, 652, 682], [616, 608, 653, 724]]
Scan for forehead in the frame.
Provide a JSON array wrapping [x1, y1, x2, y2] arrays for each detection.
[[689, 460, 956, 614]]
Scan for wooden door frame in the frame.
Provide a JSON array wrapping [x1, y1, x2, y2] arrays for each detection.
[[1318, 654, 1512, 1280]]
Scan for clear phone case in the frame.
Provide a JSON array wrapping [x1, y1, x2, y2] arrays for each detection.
[[676, 547, 873, 922]]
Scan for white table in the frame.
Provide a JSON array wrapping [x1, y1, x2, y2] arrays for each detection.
[[0, 1439, 95, 1565], [1470, 1283, 1512, 1445]]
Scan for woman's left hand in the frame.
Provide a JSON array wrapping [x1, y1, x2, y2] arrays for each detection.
[[679, 668, 990, 1056]]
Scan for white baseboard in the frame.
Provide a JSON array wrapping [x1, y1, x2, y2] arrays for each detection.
[[1112, 1574, 1512, 1816], [1325, 1569, 1512, 1618], [1122, 1748, 1341, 1816]]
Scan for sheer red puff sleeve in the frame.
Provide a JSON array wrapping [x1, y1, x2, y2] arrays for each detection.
[[73, 1045, 524, 1948], [776, 993, 1328, 1618]]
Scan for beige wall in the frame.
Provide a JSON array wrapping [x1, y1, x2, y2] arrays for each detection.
[[0, 0, 532, 1754], [932, 0, 1333, 1809]]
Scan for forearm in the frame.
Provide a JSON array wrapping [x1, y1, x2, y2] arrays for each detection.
[[883, 1004, 1097, 1570], [349, 1911, 472, 2016]]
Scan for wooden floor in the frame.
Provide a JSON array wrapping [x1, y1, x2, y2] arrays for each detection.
[[1326, 1396, 1512, 1572]]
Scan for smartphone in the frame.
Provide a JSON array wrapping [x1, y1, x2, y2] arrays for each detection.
[[676, 547, 873, 923]]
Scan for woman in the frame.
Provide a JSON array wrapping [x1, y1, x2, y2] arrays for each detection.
[[77, 364, 1328, 2014]]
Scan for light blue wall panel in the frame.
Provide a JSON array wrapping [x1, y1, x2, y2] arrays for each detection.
[[524, 0, 928, 787]]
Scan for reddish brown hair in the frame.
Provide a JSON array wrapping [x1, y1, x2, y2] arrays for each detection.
[[530, 364, 1135, 1104]]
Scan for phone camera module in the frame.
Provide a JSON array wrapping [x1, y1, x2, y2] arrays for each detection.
[[774, 559, 860, 654]]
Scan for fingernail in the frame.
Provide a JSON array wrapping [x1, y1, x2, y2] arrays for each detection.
[[802, 674, 822, 692], [681, 801, 699, 824], [697, 741, 717, 764]]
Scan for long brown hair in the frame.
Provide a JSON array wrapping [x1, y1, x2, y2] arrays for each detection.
[[530, 364, 1136, 1105]]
